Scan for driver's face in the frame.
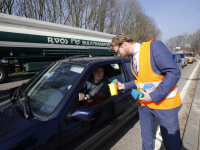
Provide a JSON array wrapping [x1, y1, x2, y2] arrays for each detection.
[[93, 67, 104, 82]]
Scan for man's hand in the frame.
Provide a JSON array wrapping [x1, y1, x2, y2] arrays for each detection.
[[116, 81, 125, 90], [139, 90, 153, 102]]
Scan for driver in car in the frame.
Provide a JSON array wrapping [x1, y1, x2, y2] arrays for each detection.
[[79, 66, 110, 106]]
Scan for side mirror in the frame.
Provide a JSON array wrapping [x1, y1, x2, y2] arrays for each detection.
[[71, 108, 95, 121]]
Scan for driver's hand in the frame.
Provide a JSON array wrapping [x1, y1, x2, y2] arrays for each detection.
[[79, 93, 84, 101]]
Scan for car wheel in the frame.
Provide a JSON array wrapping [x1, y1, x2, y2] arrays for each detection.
[[0, 67, 8, 83]]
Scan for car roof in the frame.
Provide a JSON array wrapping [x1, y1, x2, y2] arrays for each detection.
[[171, 53, 177, 55], [57, 56, 131, 65], [171, 53, 181, 55]]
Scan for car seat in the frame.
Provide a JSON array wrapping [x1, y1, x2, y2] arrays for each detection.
[[103, 65, 116, 82]]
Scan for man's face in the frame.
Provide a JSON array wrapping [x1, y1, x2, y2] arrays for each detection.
[[93, 67, 104, 82], [113, 43, 130, 58]]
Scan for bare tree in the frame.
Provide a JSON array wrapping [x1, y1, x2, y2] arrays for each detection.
[[166, 37, 178, 51], [1, 0, 162, 43], [110, 0, 161, 42], [0, 0, 15, 14], [190, 29, 200, 53], [64, 0, 88, 27]]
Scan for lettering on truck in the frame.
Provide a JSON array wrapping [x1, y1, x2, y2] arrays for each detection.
[[47, 37, 109, 47]]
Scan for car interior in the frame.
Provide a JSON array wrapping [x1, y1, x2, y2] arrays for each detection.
[[79, 63, 126, 107]]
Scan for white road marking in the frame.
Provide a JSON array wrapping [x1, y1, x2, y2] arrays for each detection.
[[180, 60, 200, 101]]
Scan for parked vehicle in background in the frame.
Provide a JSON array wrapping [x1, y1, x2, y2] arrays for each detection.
[[186, 53, 194, 63], [180, 53, 187, 68], [0, 56, 138, 150], [171, 53, 182, 71]]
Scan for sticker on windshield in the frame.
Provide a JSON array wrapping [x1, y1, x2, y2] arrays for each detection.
[[70, 65, 84, 73]]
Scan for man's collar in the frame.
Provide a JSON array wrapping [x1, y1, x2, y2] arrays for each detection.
[[133, 43, 140, 54]]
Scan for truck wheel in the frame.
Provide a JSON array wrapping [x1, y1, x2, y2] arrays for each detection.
[[0, 67, 8, 83]]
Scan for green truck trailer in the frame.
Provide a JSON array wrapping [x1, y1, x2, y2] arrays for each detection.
[[0, 13, 115, 83]]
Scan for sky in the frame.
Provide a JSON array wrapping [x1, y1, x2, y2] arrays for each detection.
[[139, 0, 200, 43]]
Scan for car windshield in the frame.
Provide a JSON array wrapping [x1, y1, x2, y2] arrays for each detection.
[[187, 53, 193, 56], [23, 61, 85, 118]]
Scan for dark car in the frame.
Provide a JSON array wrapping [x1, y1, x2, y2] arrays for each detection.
[[0, 56, 138, 150], [171, 53, 182, 71]]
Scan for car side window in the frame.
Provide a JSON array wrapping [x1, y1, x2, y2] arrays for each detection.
[[79, 66, 110, 107], [104, 63, 126, 83], [125, 62, 134, 81], [78, 63, 126, 107]]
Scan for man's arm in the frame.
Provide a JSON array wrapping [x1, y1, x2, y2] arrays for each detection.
[[123, 80, 137, 91], [116, 77, 137, 91]]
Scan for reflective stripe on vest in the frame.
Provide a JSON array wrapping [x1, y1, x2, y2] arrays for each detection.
[[131, 40, 181, 109], [136, 81, 178, 98]]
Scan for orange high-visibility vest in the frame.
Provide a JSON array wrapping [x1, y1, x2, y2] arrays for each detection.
[[131, 40, 181, 109]]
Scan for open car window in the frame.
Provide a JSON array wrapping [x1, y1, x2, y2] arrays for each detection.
[[104, 63, 126, 83], [79, 63, 126, 107]]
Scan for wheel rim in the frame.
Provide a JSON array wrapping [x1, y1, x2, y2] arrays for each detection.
[[0, 71, 2, 79]]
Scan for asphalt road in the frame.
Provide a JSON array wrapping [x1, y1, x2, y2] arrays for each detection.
[[0, 73, 36, 91], [0, 60, 199, 150]]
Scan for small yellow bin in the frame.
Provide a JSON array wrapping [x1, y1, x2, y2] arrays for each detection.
[[108, 83, 118, 96]]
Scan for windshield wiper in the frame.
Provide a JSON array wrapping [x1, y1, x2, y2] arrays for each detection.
[[10, 83, 26, 102], [10, 83, 33, 119], [10, 89, 18, 102], [23, 92, 33, 119]]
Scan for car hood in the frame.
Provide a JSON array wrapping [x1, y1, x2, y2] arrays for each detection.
[[0, 89, 37, 144]]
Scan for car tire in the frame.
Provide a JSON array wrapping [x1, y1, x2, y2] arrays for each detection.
[[0, 67, 8, 83]]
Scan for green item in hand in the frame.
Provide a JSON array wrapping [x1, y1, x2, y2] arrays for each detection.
[[131, 89, 144, 100], [112, 79, 117, 84]]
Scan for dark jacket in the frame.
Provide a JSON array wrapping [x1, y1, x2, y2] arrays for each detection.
[[82, 78, 110, 102]]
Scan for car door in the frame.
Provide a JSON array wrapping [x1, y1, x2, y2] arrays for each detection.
[[59, 61, 137, 150]]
